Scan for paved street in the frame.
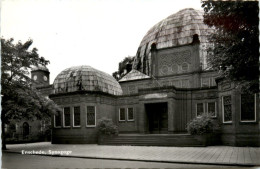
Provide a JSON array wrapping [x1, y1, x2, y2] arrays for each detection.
[[2, 152, 248, 169], [4, 142, 260, 166]]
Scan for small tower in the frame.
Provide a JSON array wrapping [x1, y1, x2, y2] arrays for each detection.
[[31, 65, 50, 87]]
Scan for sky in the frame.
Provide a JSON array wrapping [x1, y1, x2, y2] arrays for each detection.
[[2, 0, 202, 83]]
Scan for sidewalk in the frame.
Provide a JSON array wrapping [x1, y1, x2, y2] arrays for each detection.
[[4, 142, 260, 166]]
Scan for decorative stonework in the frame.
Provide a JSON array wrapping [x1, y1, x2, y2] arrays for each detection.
[[181, 62, 189, 72], [158, 50, 191, 76], [171, 64, 178, 73], [161, 65, 169, 74], [172, 80, 181, 87], [162, 81, 171, 87], [132, 8, 214, 76], [182, 79, 190, 88]]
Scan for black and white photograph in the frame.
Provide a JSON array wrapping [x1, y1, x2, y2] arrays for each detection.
[[1, 0, 259, 168]]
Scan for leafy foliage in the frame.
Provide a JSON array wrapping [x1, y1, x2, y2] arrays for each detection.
[[202, 1, 259, 93], [112, 56, 134, 81], [1, 38, 49, 86], [187, 114, 220, 135], [1, 38, 60, 122], [97, 118, 118, 136], [1, 38, 60, 149]]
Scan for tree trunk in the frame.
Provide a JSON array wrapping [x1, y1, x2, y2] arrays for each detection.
[[1, 114, 7, 150]]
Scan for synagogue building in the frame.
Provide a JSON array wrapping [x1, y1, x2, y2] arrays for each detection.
[[32, 8, 259, 146]]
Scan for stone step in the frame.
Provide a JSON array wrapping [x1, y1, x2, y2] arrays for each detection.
[[99, 134, 205, 147], [101, 143, 204, 147], [105, 138, 199, 142]]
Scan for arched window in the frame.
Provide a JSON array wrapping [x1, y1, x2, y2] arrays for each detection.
[[192, 34, 200, 43], [151, 43, 157, 51]]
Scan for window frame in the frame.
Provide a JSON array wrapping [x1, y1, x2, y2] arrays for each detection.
[[63, 107, 71, 127], [119, 108, 126, 121], [196, 103, 205, 117], [222, 95, 232, 124], [240, 94, 257, 122], [207, 101, 217, 118], [73, 106, 81, 127], [127, 107, 134, 121], [86, 106, 96, 127]]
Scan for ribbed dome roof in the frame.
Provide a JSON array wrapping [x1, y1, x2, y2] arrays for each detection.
[[132, 8, 214, 75], [53, 65, 123, 95]]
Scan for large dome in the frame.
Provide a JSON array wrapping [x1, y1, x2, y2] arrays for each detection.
[[132, 8, 214, 75], [53, 65, 123, 95]]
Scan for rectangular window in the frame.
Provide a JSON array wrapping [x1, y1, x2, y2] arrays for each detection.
[[127, 108, 134, 121], [196, 103, 204, 117], [241, 94, 256, 122], [86, 106, 96, 127], [63, 107, 71, 127], [207, 102, 216, 117], [73, 106, 81, 127], [54, 111, 62, 127], [222, 95, 232, 123], [119, 108, 126, 121]]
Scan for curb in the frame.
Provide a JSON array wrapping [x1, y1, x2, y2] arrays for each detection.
[[3, 151, 257, 167]]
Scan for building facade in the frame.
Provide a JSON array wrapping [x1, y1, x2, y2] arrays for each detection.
[[49, 8, 259, 146]]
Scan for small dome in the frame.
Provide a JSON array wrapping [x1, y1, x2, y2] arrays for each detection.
[[132, 8, 214, 75], [53, 65, 123, 95], [31, 64, 49, 72]]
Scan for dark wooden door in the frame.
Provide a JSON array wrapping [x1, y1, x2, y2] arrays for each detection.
[[146, 103, 168, 134]]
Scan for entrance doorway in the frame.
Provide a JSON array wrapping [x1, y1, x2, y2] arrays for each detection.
[[145, 102, 168, 134], [23, 122, 30, 139]]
